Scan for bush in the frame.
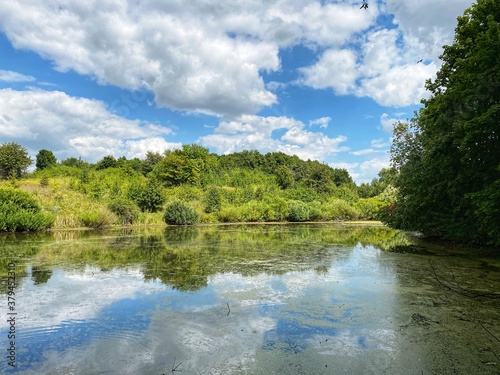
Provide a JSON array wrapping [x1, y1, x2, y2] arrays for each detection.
[[163, 201, 200, 225], [324, 199, 360, 220], [108, 199, 140, 225], [355, 198, 386, 220], [264, 196, 289, 221], [218, 206, 242, 223], [79, 209, 114, 228], [204, 187, 221, 213], [287, 201, 311, 222], [0, 188, 54, 231], [40, 175, 49, 187], [132, 180, 165, 212], [240, 200, 274, 222]]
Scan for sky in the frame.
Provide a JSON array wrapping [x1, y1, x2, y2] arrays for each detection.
[[0, 0, 473, 183]]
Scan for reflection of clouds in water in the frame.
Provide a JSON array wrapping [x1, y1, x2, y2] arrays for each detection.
[[14, 241, 400, 374], [17, 266, 166, 329]]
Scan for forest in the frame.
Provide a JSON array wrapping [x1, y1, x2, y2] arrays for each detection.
[[0, 0, 498, 248]]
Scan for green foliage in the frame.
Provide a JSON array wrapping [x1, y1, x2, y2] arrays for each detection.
[[40, 175, 49, 187], [36, 149, 57, 170], [132, 180, 165, 213], [287, 201, 312, 222], [0, 142, 32, 179], [96, 155, 118, 170], [388, 0, 500, 246], [60, 157, 89, 169], [204, 186, 222, 213], [218, 206, 242, 222], [163, 201, 200, 225], [79, 209, 114, 228], [323, 199, 360, 220], [355, 198, 386, 220], [0, 188, 54, 231], [108, 199, 140, 225], [240, 200, 274, 222], [275, 165, 295, 189], [142, 151, 162, 176], [331, 185, 359, 203]]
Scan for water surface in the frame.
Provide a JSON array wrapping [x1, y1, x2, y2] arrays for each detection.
[[0, 223, 499, 374]]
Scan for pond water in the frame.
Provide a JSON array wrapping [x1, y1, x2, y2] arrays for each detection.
[[0, 223, 499, 374]]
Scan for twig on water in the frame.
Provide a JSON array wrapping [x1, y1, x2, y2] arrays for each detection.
[[171, 356, 182, 373], [428, 260, 500, 299], [478, 321, 500, 343]]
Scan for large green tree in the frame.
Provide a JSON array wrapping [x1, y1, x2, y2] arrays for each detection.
[[388, 0, 499, 245], [36, 149, 57, 170], [0, 142, 32, 179]]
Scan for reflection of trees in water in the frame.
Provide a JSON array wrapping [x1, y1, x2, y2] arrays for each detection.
[[31, 266, 53, 285], [0, 224, 413, 293]]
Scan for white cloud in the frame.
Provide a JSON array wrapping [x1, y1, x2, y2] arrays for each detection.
[[370, 138, 389, 149], [0, 0, 378, 117], [329, 161, 360, 181], [358, 156, 391, 182], [309, 116, 331, 129], [380, 113, 406, 133], [384, 0, 472, 60], [0, 88, 179, 160], [200, 114, 348, 161], [0, 69, 36, 82], [299, 49, 359, 95]]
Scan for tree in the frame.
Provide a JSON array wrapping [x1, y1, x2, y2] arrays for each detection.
[[36, 149, 57, 170], [387, 0, 500, 246], [275, 165, 295, 189], [142, 151, 162, 175], [0, 142, 32, 179], [96, 155, 117, 170]]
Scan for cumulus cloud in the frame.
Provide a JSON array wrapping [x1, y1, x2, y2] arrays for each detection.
[[200, 114, 348, 161], [384, 0, 472, 59], [0, 69, 36, 82], [299, 49, 359, 95], [0, 88, 180, 160], [380, 113, 406, 133], [358, 156, 391, 182], [0, 0, 379, 116]]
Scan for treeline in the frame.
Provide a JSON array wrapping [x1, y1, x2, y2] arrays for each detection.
[[384, 0, 499, 247], [0, 142, 396, 231]]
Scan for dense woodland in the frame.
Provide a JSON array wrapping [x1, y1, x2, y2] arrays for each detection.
[[0, 0, 498, 248]]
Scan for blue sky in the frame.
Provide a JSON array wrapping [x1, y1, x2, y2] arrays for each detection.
[[0, 0, 472, 183]]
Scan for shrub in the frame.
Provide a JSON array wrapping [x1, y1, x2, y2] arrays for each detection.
[[163, 201, 200, 225], [40, 175, 49, 187], [79, 209, 114, 228], [264, 196, 289, 221], [204, 187, 221, 213], [324, 199, 360, 220], [218, 206, 242, 223], [133, 180, 165, 212], [0, 188, 54, 231], [355, 198, 386, 220], [240, 200, 274, 222], [108, 199, 140, 225], [287, 201, 311, 222]]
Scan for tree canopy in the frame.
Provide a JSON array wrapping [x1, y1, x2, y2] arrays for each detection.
[[0, 142, 32, 179], [36, 149, 57, 170], [387, 0, 500, 246]]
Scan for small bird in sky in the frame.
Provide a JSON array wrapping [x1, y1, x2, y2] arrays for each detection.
[[417, 59, 423, 63], [360, 1, 368, 9]]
